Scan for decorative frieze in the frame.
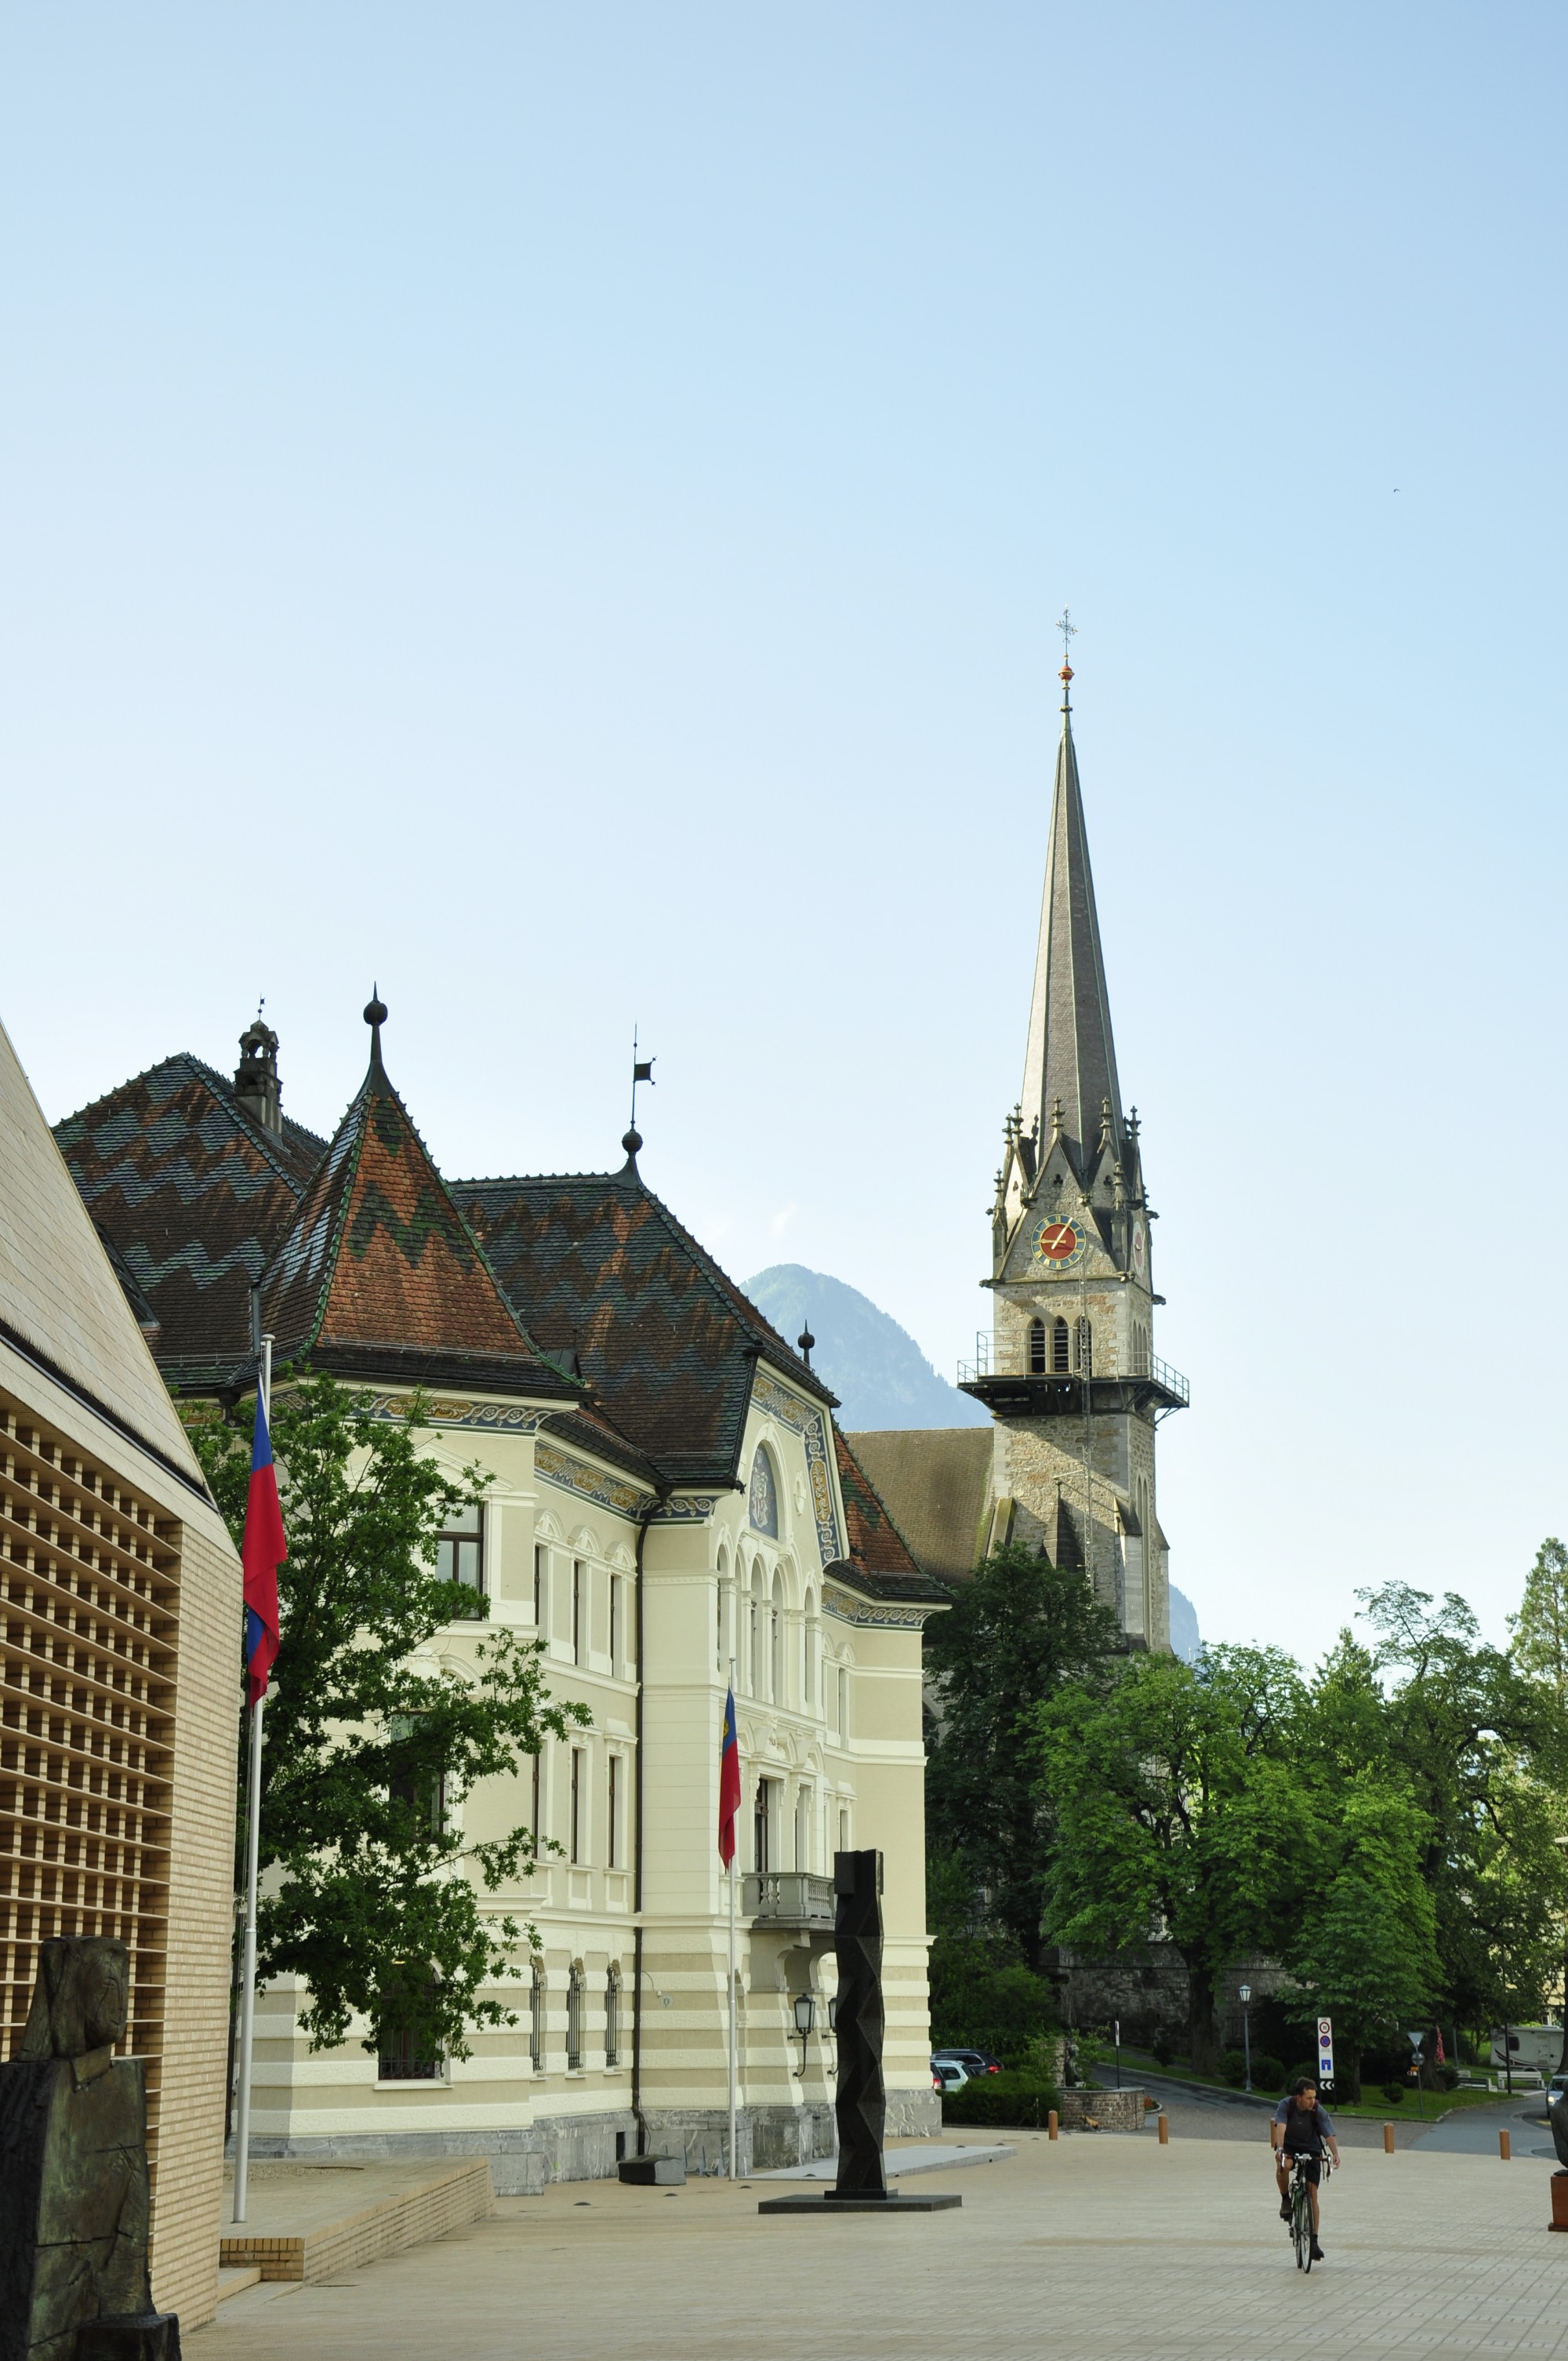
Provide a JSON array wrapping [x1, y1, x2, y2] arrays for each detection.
[[822, 1582, 933, 1631], [750, 1371, 843, 1568]]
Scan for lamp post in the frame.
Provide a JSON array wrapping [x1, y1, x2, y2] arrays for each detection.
[[1113, 2018, 1122, 2090], [793, 1992, 816, 2079], [1239, 1985, 1253, 2094]]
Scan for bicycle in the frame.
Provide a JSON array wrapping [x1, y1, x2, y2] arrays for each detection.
[[1287, 2149, 1330, 2272]]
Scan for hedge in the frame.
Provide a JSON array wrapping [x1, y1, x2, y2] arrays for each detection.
[[941, 2070, 1062, 2130]]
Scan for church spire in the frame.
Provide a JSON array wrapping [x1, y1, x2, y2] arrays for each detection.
[[1018, 634, 1123, 1180]]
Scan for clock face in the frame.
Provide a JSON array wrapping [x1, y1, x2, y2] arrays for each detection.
[[1032, 1217, 1087, 1270]]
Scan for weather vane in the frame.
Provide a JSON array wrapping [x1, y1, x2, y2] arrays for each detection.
[[630, 1026, 655, 1129], [1057, 608, 1077, 665]]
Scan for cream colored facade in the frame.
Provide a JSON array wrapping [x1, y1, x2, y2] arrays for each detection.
[[248, 1376, 938, 2185]]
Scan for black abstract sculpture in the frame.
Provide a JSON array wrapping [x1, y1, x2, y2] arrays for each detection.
[[0, 1938, 180, 2361], [828, 1849, 887, 2199], [1550, 2089, 1568, 2171], [757, 1849, 960, 2214]]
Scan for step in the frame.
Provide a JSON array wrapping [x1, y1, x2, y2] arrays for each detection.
[[220, 2158, 495, 2284]]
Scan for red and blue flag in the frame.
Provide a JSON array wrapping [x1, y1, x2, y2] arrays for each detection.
[[241, 1387, 286, 1705], [718, 1687, 741, 1865]]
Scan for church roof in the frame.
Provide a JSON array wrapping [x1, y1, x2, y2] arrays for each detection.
[[460, 1157, 835, 1489], [842, 1426, 994, 1586], [832, 1426, 924, 1576], [0, 1017, 206, 1485], [1018, 679, 1124, 1178], [260, 1010, 572, 1400], [53, 1053, 326, 1390]]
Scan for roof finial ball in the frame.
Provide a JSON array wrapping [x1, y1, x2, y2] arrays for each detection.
[[797, 1323, 815, 1370], [364, 985, 388, 1071], [621, 1124, 643, 1166], [1057, 605, 1077, 710]]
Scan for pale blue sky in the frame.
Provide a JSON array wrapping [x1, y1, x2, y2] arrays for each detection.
[[2, 4, 1563, 1660]]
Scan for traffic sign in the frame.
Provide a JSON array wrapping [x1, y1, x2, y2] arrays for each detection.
[[1317, 2016, 1334, 2087]]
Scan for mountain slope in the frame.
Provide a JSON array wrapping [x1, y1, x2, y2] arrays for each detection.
[[742, 1264, 989, 1432]]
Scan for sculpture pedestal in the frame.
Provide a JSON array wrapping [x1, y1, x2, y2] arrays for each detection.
[[757, 2192, 961, 2214], [75, 2315, 183, 2359]]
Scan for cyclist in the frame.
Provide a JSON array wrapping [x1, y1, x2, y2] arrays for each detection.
[[1271, 2076, 1341, 2261]]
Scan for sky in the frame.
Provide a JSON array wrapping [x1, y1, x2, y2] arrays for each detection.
[[2, 3, 1564, 1665]]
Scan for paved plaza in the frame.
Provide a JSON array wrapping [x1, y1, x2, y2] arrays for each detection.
[[198, 2109, 1568, 2361]]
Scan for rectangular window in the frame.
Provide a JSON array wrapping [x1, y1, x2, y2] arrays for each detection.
[[605, 1974, 619, 2068], [533, 1543, 546, 1629], [838, 1807, 850, 1855], [434, 1504, 485, 1616], [572, 1560, 585, 1665], [610, 1574, 623, 1672], [608, 1754, 619, 1869], [529, 1968, 543, 2069], [378, 2026, 441, 2082], [754, 1777, 775, 1875], [567, 1974, 583, 2071], [570, 1748, 583, 1864]]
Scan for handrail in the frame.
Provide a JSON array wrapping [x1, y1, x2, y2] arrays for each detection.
[[956, 1336, 1189, 1404]]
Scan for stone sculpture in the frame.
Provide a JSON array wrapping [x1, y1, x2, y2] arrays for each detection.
[[0, 1938, 180, 2361], [828, 1848, 887, 2199], [757, 1850, 960, 2214]]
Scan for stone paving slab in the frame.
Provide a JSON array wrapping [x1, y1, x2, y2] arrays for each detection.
[[194, 2123, 1568, 2359]]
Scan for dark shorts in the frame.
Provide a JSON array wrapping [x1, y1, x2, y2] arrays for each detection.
[[1283, 2150, 1322, 2185]]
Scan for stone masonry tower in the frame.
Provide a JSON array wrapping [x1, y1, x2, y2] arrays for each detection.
[[958, 648, 1187, 1647]]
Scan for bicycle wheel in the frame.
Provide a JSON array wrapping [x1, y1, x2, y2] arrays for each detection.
[[1293, 2175, 1312, 2272]]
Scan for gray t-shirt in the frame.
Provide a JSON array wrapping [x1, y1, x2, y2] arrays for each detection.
[[1274, 2097, 1334, 2150]]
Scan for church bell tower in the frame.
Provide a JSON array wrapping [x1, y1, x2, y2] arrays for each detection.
[[959, 639, 1187, 1648]]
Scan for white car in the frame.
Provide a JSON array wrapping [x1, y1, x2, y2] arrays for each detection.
[[931, 2058, 969, 2094]]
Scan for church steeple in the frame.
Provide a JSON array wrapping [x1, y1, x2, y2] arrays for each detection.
[[1018, 655, 1123, 1182]]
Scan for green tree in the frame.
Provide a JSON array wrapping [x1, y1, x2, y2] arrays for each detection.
[[924, 1545, 1118, 1967], [1358, 1582, 1568, 2039], [1508, 1539, 1568, 2068], [196, 1375, 587, 2066], [1033, 1646, 1305, 2070], [1279, 1775, 1439, 2101]]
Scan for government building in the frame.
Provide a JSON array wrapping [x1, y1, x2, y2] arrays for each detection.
[[54, 1001, 946, 2188]]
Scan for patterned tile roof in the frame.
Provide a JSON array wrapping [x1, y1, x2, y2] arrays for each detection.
[[53, 1054, 327, 1389], [459, 1160, 836, 1488], [260, 1033, 572, 1399]]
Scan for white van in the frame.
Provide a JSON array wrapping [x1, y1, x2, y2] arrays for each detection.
[[1490, 2025, 1564, 2077]]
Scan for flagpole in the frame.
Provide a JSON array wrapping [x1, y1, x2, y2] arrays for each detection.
[[231, 1332, 272, 2225], [728, 1653, 738, 2181]]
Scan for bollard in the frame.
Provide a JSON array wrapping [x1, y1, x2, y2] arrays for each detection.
[[1500, 2129, 1512, 2161], [1383, 2123, 1395, 2154], [1157, 2112, 1169, 2145], [1047, 2110, 1058, 2141]]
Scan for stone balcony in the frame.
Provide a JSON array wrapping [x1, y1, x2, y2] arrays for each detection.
[[742, 1872, 836, 1931]]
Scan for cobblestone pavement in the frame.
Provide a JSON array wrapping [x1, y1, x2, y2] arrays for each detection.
[[197, 2125, 1568, 2360]]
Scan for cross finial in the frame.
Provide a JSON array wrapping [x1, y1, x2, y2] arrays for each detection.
[[1057, 608, 1076, 708]]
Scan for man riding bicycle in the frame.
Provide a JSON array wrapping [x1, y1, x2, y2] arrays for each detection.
[[1272, 2077, 1341, 2262]]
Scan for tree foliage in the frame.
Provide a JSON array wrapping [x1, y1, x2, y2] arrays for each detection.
[[923, 1545, 1118, 1967], [196, 1375, 587, 2063]]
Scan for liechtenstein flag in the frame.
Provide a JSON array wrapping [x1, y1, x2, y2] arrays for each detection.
[[718, 1687, 742, 1866], [241, 1386, 286, 1705]]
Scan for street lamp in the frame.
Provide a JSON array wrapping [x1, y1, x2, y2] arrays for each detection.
[[793, 1992, 816, 2077], [1239, 1985, 1253, 2094]]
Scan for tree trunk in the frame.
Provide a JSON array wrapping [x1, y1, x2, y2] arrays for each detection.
[[1187, 1963, 1219, 2074]]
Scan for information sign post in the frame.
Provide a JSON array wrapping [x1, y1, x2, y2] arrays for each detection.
[[1316, 2016, 1334, 2093]]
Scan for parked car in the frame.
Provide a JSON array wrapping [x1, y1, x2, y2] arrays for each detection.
[[932, 2047, 1003, 2076], [931, 2058, 969, 2093], [1548, 2073, 1568, 2103]]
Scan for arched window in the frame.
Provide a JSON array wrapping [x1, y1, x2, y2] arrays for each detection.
[[750, 1565, 765, 1695], [605, 1966, 621, 2067], [1029, 1317, 1047, 1374], [1051, 1317, 1070, 1372], [749, 1449, 779, 1537], [566, 1965, 584, 2070], [716, 1547, 728, 1674], [529, 1961, 544, 2070]]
